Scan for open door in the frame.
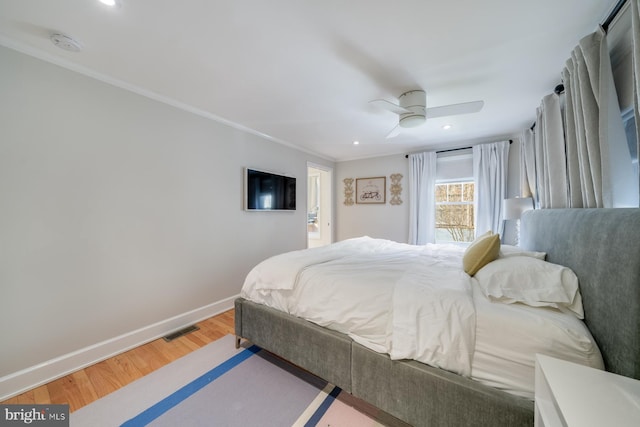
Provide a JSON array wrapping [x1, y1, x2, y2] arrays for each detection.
[[307, 163, 333, 248]]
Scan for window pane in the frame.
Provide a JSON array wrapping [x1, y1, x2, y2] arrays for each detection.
[[623, 113, 638, 163], [435, 181, 474, 243], [435, 184, 447, 202], [463, 183, 474, 201], [448, 183, 462, 202]]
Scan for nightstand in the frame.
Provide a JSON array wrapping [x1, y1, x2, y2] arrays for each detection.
[[535, 354, 640, 426]]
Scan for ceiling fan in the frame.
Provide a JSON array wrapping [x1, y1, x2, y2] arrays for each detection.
[[369, 90, 484, 138]]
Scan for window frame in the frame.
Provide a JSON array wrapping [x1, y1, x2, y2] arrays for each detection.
[[435, 178, 475, 244]]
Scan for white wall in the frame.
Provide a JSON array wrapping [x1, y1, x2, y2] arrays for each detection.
[[336, 155, 409, 243], [0, 46, 333, 397]]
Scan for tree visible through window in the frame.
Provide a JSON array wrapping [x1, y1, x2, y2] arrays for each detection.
[[435, 181, 475, 243]]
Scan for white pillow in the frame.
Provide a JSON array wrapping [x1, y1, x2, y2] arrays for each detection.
[[474, 256, 584, 318], [499, 244, 546, 260]]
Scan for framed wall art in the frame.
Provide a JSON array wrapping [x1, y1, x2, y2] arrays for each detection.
[[356, 177, 386, 204], [389, 173, 403, 205], [343, 178, 355, 206]]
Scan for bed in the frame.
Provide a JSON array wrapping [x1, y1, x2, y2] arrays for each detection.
[[234, 208, 640, 426]]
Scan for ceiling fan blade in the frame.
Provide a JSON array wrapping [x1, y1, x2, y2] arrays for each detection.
[[369, 99, 411, 115], [425, 100, 484, 119], [386, 125, 401, 139]]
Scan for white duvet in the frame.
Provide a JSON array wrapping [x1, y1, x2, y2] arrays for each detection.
[[241, 237, 603, 398], [242, 237, 476, 377]]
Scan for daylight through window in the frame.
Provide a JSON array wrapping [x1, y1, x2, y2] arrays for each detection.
[[435, 181, 475, 243]]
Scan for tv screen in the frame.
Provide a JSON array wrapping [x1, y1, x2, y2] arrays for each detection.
[[245, 168, 296, 211]]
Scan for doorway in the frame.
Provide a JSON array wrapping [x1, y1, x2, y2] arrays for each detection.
[[307, 163, 333, 248]]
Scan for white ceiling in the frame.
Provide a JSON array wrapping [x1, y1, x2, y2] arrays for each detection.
[[0, 0, 617, 161]]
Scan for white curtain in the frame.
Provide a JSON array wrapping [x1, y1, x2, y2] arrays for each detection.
[[520, 128, 538, 206], [561, 27, 638, 207], [561, 29, 608, 207], [473, 141, 509, 237], [523, 27, 637, 209], [408, 151, 436, 245], [534, 93, 568, 208]]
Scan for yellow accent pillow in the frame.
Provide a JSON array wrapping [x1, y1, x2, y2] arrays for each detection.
[[463, 231, 500, 276]]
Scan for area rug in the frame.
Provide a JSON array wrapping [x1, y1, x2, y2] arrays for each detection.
[[71, 335, 400, 426]]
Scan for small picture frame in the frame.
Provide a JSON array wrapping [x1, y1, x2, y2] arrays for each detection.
[[356, 177, 386, 204]]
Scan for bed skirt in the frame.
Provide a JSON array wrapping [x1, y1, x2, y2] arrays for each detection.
[[235, 297, 534, 427]]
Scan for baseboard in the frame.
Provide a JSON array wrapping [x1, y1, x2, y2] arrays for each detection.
[[0, 294, 238, 401]]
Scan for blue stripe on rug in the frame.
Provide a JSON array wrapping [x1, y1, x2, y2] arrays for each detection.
[[303, 385, 341, 427], [121, 345, 260, 427]]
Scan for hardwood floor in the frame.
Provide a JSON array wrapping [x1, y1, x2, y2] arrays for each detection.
[[1, 309, 235, 412]]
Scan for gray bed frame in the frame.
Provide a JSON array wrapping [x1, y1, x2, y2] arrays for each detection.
[[235, 208, 640, 426]]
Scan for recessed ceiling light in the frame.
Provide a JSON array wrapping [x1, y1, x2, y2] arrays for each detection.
[[98, 0, 122, 7], [353, 141, 360, 145], [442, 124, 453, 130]]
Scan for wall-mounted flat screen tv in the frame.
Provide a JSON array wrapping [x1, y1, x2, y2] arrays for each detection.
[[245, 168, 296, 211]]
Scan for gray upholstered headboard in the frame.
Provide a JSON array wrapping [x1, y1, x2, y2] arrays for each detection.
[[520, 208, 640, 380]]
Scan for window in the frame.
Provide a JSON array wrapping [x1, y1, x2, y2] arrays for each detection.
[[622, 109, 639, 180], [435, 181, 475, 243]]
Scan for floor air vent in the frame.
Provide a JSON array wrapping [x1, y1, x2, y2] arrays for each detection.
[[163, 325, 200, 342]]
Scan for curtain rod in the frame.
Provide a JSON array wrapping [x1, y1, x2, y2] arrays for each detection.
[[603, 0, 629, 32], [404, 140, 512, 158]]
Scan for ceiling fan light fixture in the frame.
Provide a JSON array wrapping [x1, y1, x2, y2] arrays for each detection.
[[369, 89, 482, 139], [398, 89, 426, 128], [399, 115, 426, 128]]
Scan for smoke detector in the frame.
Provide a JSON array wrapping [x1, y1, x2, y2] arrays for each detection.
[[50, 33, 83, 52]]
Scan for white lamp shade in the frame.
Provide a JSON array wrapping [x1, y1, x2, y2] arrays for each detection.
[[503, 197, 534, 220]]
